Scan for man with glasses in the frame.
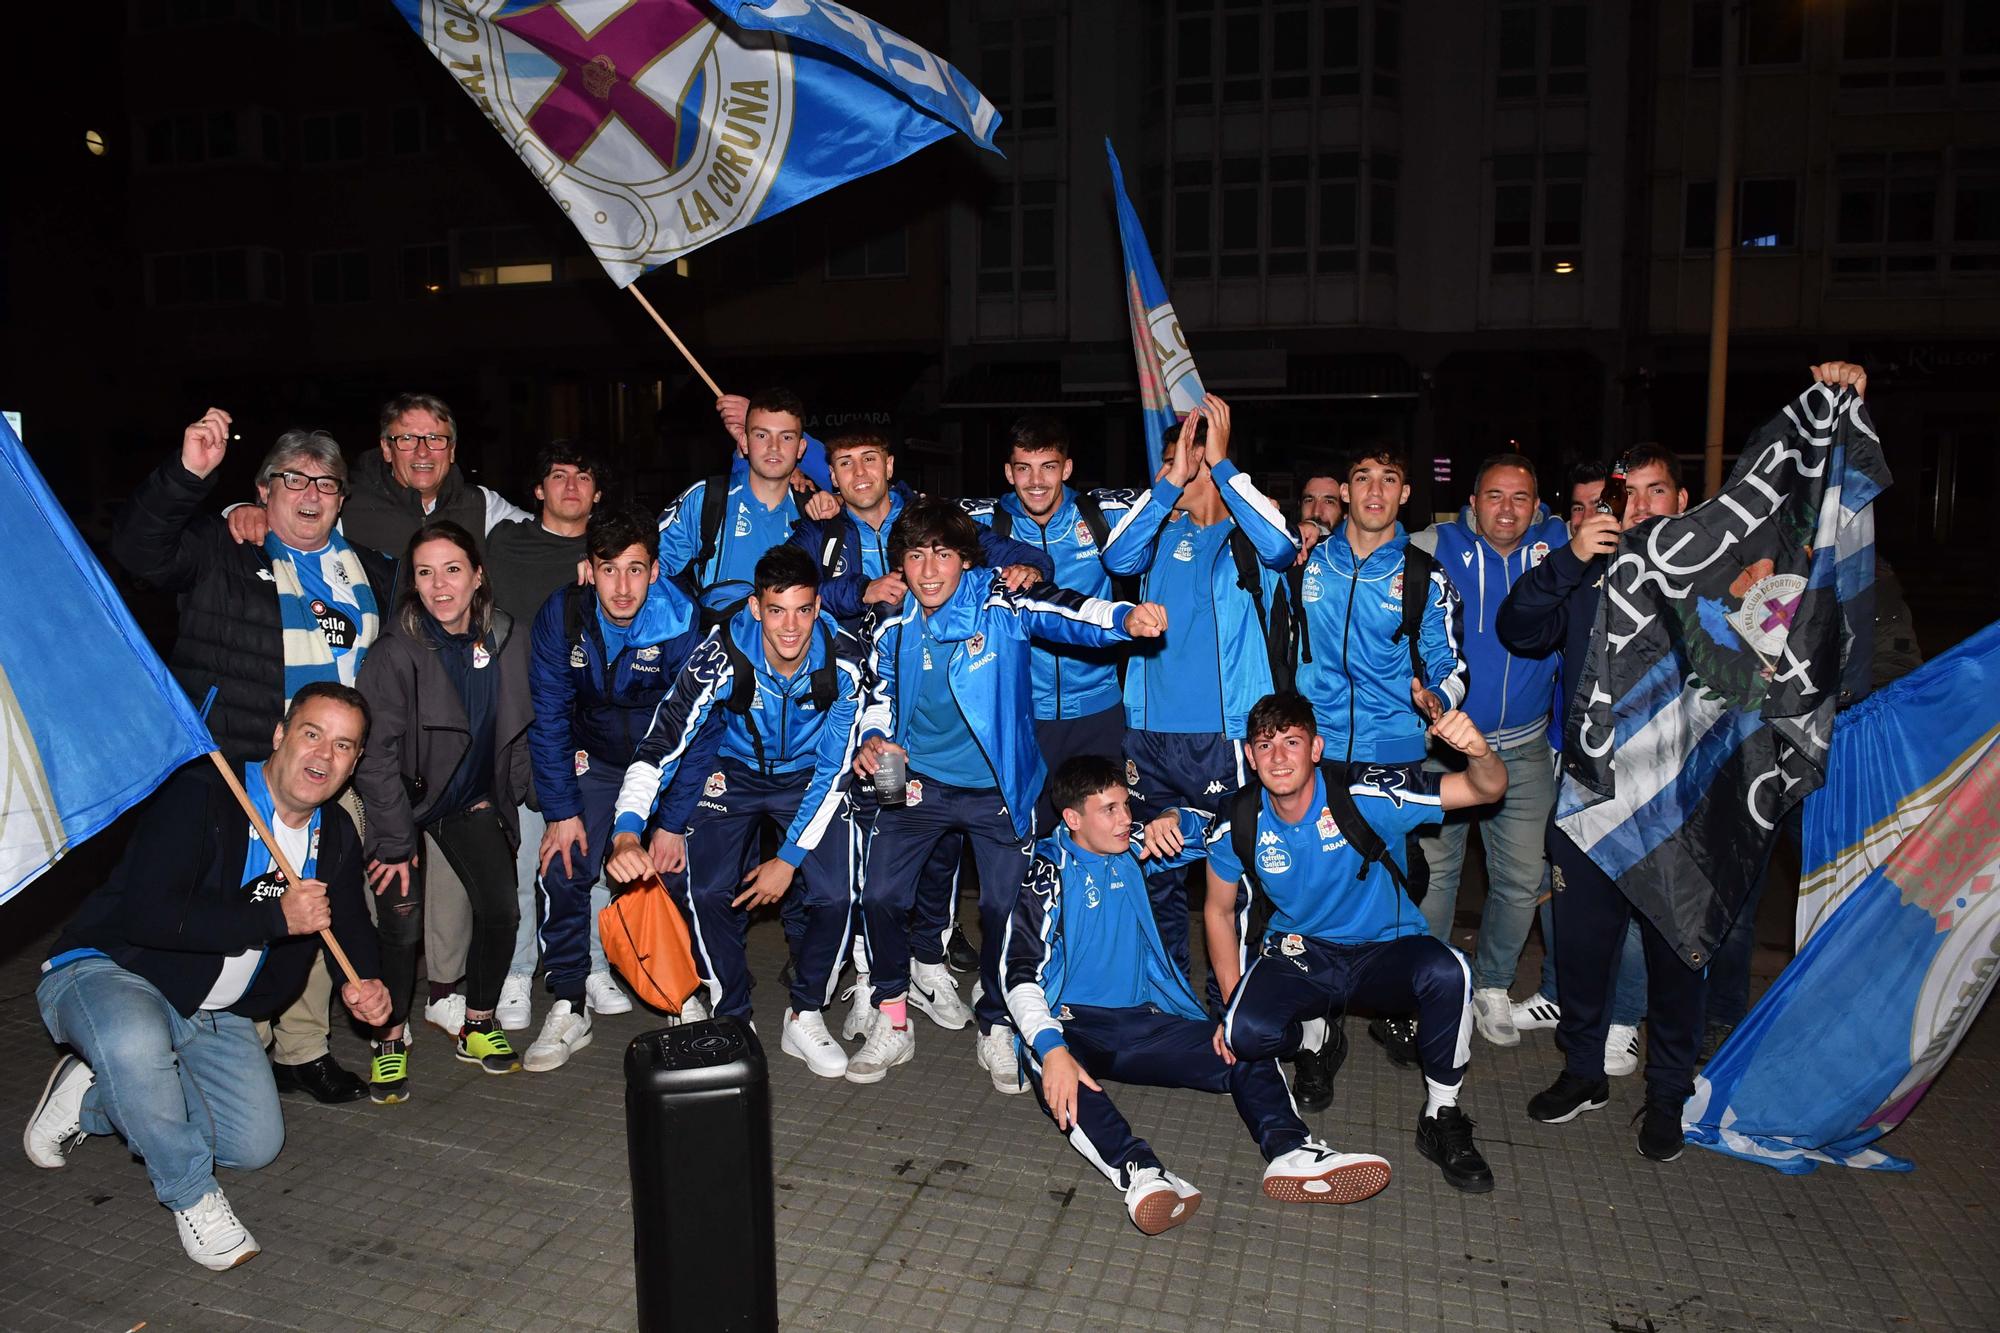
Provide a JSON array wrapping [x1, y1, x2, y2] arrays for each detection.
[[115, 408, 398, 1107], [339, 392, 530, 555]]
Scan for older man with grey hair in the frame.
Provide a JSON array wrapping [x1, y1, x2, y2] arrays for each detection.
[[115, 407, 398, 1105]]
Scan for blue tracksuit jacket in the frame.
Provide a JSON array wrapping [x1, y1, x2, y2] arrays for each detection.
[[858, 572, 1137, 840], [1100, 461, 1301, 739], [614, 608, 864, 865], [1414, 506, 1570, 750], [999, 813, 1210, 1057], [1293, 524, 1468, 764], [961, 486, 1141, 722]]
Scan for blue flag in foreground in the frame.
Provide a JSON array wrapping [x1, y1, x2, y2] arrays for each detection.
[[0, 418, 213, 906], [1685, 619, 2000, 1172], [394, 0, 999, 286], [1108, 141, 1204, 477]]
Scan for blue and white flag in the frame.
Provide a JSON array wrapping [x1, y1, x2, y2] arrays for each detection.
[[394, 0, 1000, 286], [1108, 140, 1204, 477], [1685, 618, 2000, 1172], [1555, 385, 1889, 967], [0, 417, 214, 906]]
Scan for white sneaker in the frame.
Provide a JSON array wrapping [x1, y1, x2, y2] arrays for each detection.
[[1261, 1140, 1392, 1205], [843, 1010, 914, 1084], [24, 1055, 93, 1169], [1511, 993, 1561, 1032], [585, 971, 633, 1016], [839, 974, 874, 1042], [780, 1009, 849, 1079], [174, 1189, 259, 1271], [1123, 1166, 1202, 1235], [908, 960, 972, 1031], [1604, 1023, 1640, 1077], [524, 1000, 593, 1072], [975, 1025, 1026, 1094], [670, 990, 711, 1025], [422, 991, 466, 1039], [1471, 988, 1520, 1047], [496, 975, 533, 1032]]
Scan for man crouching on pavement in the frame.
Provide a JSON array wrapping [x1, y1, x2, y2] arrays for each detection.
[[25, 683, 390, 1270]]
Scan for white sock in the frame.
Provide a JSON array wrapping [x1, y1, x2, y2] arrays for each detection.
[[1424, 1077, 1462, 1118], [1299, 1017, 1328, 1054]]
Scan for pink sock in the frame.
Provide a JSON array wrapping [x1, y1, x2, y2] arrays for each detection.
[[882, 998, 908, 1030]]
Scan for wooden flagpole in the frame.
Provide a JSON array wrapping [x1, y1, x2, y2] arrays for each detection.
[[628, 285, 724, 399], [206, 751, 362, 988]]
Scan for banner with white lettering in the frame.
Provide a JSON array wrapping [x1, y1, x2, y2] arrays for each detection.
[[1108, 140, 1204, 477], [1554, 384, 1890, 968], [394, 0, 1000, 287]]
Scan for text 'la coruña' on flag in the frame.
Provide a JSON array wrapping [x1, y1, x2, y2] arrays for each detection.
[[393, 0, 1002, 287], [1107, 139, 1204, 478], [1554, 382, 1890, 975]]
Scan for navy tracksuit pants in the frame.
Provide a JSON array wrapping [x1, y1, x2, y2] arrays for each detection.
[[849, 789, 963, 967], [1022, 1005, 1308, 1187], [679, 758, 855, 1019], [540, 759, 672, 1006], [860, 775, 1031, 1032], [1226, 932, 1473, 1088], [1123, 729, 1246, 1005], [1549, 826, 1707, 1102]]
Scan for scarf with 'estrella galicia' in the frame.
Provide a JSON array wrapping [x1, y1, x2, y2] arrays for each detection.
[[264, 529, 380, 707]]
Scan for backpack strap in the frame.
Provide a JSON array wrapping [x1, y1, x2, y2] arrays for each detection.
[[1316, 760, 1415, 905], [1077, 492, 1139, 602], [1228, 528, 1293, 694], [1229, 784, 1261, 903], [1285, 563, 1313, 664], [990, 507, 1013, 542], [561, 582, 590, 650], [687, 472, 730, 590], [809, 621, 839, 713], [1393, 544, 1433, 688]]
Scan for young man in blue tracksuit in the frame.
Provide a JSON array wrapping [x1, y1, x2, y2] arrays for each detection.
[[961, 415, 1142, 831], [1204, 692, 1508, 1193], [1002, 755, 1391, 1236], [1099, 395, 1301, 996], [1406, 453, 1569, 1049], [607, 545, 866, 1078], [657, 388, 816, 615], [789, 432, 1053, 1032], [523, 507, 716, 1072], [850, 498, 1167, 1089]]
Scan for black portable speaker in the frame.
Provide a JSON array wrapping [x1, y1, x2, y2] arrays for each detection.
[[624, 1017, 777, 1332]]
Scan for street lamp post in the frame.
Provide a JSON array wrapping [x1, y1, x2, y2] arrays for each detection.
[[1703, 2, 1742, 497]]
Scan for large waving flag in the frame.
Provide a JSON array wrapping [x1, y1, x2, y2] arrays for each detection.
[[1555, 384, 1890, 968], [1684, 619, 2000, 1172], [394, 0, 1000, 286], [1108, 140, 1204, 477], [0, 417, 214, 905]]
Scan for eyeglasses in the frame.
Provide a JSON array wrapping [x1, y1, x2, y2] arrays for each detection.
[[385, 432, 452, 452], [271, 470, 346, 495]]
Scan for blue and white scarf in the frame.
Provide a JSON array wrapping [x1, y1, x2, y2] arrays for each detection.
[[202, 760, 324, 1011], [265, 530, 380, 707]]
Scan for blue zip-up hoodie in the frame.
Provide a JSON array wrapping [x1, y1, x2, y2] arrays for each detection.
[[527, 571, 714, 830], [858, 571, 1137, 840], [1413, 505, 1569, 750], [961, 486, 1141, 721], [1293, 523, 1468, 765], [999, 812, 1210, 1057], [614, 607, 864, 865], [1100, 461, 1301, 739], [657, 475, 805, 611], [790, 481, 1053, 632]]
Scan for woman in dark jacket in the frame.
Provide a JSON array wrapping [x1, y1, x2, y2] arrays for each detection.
[[355, 521, 533, 1100]]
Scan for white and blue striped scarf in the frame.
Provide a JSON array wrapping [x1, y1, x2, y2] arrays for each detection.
[[264, 530, 380, 707]]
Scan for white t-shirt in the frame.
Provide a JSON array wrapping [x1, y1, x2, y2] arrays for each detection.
[[200, 816, 314, 1012]]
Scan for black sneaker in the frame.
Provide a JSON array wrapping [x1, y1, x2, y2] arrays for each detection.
[[1367, 1015, 1419, 1068], [1697, 1021, 1736, 1066], [946, 924, 980, 974], [1635, 1096, 1686, 1162], [1415, 1107, 1494, 1193], [1526, 1069, 1611, 1124], [1286, 1023, 1348, 1113]]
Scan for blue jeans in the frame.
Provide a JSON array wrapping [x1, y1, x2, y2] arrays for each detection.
[[37, 957, 284, 1212], [508, 803, 612, 980], [1537, 895, 1648, 1026], [1418, 736, 1556, 991]]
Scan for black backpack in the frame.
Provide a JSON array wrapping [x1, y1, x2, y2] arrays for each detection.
[[1228, 527, 1295, 696], [717, 620, 841, 773], [992, 493, 1139, 603], [1229, 760, 1420, 914], [1289, 541, 1433, 688]]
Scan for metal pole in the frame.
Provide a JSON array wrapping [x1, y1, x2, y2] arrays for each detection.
[[1702, 2, 1742, 497]]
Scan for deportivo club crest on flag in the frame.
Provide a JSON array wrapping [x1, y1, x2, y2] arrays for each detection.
[[1108, 139, 1204, 477], [395, 0, 1001, 287]]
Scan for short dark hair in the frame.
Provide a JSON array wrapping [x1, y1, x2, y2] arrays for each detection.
[[825, 431, 890, 460], [1566, 459, 1607, 497], [586, 506, 661, 564], [1621, 443, 1683, 488], [1474, 452, 1538, 492], [534, 440, 609, 494], [888, 496, 986, 569], [1245, 692, 1318, 744], [1007, 414, 1070, 459], [746, 387, 806, 428], [1161, 413, 1209, 453], [1346, 446, 1408, 482], [1051, 754, 1126, 816], [379, 392, 455, 440], [282, 681, 370, 735], [755, 543, 821, 596]]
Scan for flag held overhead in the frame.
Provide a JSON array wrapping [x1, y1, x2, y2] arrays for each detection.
[[1108, 139, 1204, 477]]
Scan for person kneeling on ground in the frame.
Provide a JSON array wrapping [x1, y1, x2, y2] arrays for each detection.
[[1001, 755, 1392, 1236], [26, 685, 391, 1270]]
